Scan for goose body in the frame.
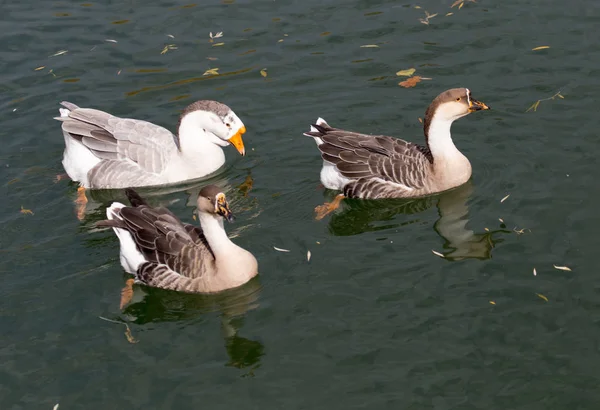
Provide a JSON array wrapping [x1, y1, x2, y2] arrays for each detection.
[[55, 101, 247, 189], [98, 186, 258, 294], [304, 88, 489, 199]]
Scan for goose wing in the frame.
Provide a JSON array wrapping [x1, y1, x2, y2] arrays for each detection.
[[305, 121, 433, 198], [56, 102, 179, 187]]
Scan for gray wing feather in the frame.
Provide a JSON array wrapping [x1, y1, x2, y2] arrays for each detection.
[[58, 102, 178, 186], [307, 122, 434, 198]]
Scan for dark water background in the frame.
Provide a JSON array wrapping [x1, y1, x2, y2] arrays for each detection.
[[2, 0, 600, 408]]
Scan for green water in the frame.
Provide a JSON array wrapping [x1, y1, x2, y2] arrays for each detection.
[[2, 0, 600, 408]]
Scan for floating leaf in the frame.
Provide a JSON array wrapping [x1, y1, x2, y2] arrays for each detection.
[[500, 194, 510, 203], [360, 44, 379, 48], [399, 76, 422, 88], [432, 250, 445, 258], [307, 250, 311, 262], [160, 44, 177, 54], [274, 246, 290, 252], [212, 42, 225, 47], [396, 68, 416, 77], [451, 0, 463, 7], [203, 67, 220, 76], [553, 265, 572, 271], [536, 293, 549, 302], [446, 12, 453, 16], [533, 268, 537, 276], [20, 206, 33, 215], [260, 68, 268, 77], [54, 405, 59, 410], [499, 218, 504, 223], [34, 66, 45, 71], [167, 34, 175, 39], [532, 46, 550, 51], [105, 39, 118, 43], [489, 301, 496, 305], [124, 325, 138, 344], [50, 50, 68, 57]]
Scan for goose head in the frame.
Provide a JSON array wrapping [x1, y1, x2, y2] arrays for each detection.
[[197, 185, 234, 222], [425, 88, 490, 123], [178, 100, 247, 156]]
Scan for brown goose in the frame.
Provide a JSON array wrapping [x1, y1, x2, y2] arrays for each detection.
[[303, 88, 490, 219], [97, 185, 258, 295], [55, 100, 247, 218]]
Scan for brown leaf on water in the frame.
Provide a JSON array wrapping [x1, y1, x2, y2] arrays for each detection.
[[536, 293, 549, 302], [20, 206, 34, 216], [124, 325, 138, 344], [532, 46, 550, 51], [399, 76, 422, 88], [260, 68, 268, 77]]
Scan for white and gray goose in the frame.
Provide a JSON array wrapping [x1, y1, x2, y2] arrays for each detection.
[[55, 100, 247, 189], [97, 185, 258, 295], [303, 88, 490, 219]]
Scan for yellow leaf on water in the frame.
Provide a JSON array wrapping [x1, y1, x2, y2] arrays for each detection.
[[489, 301, 496, 305], [396, 68, 416, 77], [500, 194, 510, 203], [532, 46, 550, 51], [451, 0, 463, 7], [446, 12, 453, 16], [536, 293, 549, 302], [260, 68, 268, 77], [526, 100, 541, 112], [553, 265, 572, 271], [557, 93, 565, 99], [20, 206, 34, 215], [212, 42, 225, 47], [34, 66, 45, 71], [360, 44, 379, 48], [203, 68, 220, 76]]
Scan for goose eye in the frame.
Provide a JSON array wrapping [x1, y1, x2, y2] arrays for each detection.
[[456, 97, 461, 102], [225, 123, 231, 128]]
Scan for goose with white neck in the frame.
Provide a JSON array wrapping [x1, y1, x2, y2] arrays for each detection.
[[303, 88, 490, 219], [97, 185, 258, 298], [55, 100, 246, 218]]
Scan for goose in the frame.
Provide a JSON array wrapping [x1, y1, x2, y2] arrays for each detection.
[[97, 185, 258, 301], [303, 88, 490, 219], [54, 100, 247, 218]]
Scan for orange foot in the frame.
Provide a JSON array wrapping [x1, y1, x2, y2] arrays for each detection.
[[238, 174, 254, 197], [314, 194, 345, 220], [75, 186, 88, 221], [54, 173, 70, 183], [120, 278, 135, 309]]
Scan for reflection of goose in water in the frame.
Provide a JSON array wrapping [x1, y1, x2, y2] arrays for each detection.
[[326, 181, 509, 260], [124, 277, 264, 373]]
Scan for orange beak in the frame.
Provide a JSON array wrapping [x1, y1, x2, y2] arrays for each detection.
[[228, 126, 246, 156]]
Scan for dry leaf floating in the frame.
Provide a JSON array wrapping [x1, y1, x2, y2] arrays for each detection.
[[260, 68, 268, 77], [431, 250, 445, 258], [553, 265, 572, 272], [536, 293, 549, 302], [399, 76, 422, 88], [532, 46, 550, 51]]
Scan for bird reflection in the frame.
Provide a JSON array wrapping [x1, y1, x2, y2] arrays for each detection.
[[125, 277, 265, 373], [325, 181, 509, 260]]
